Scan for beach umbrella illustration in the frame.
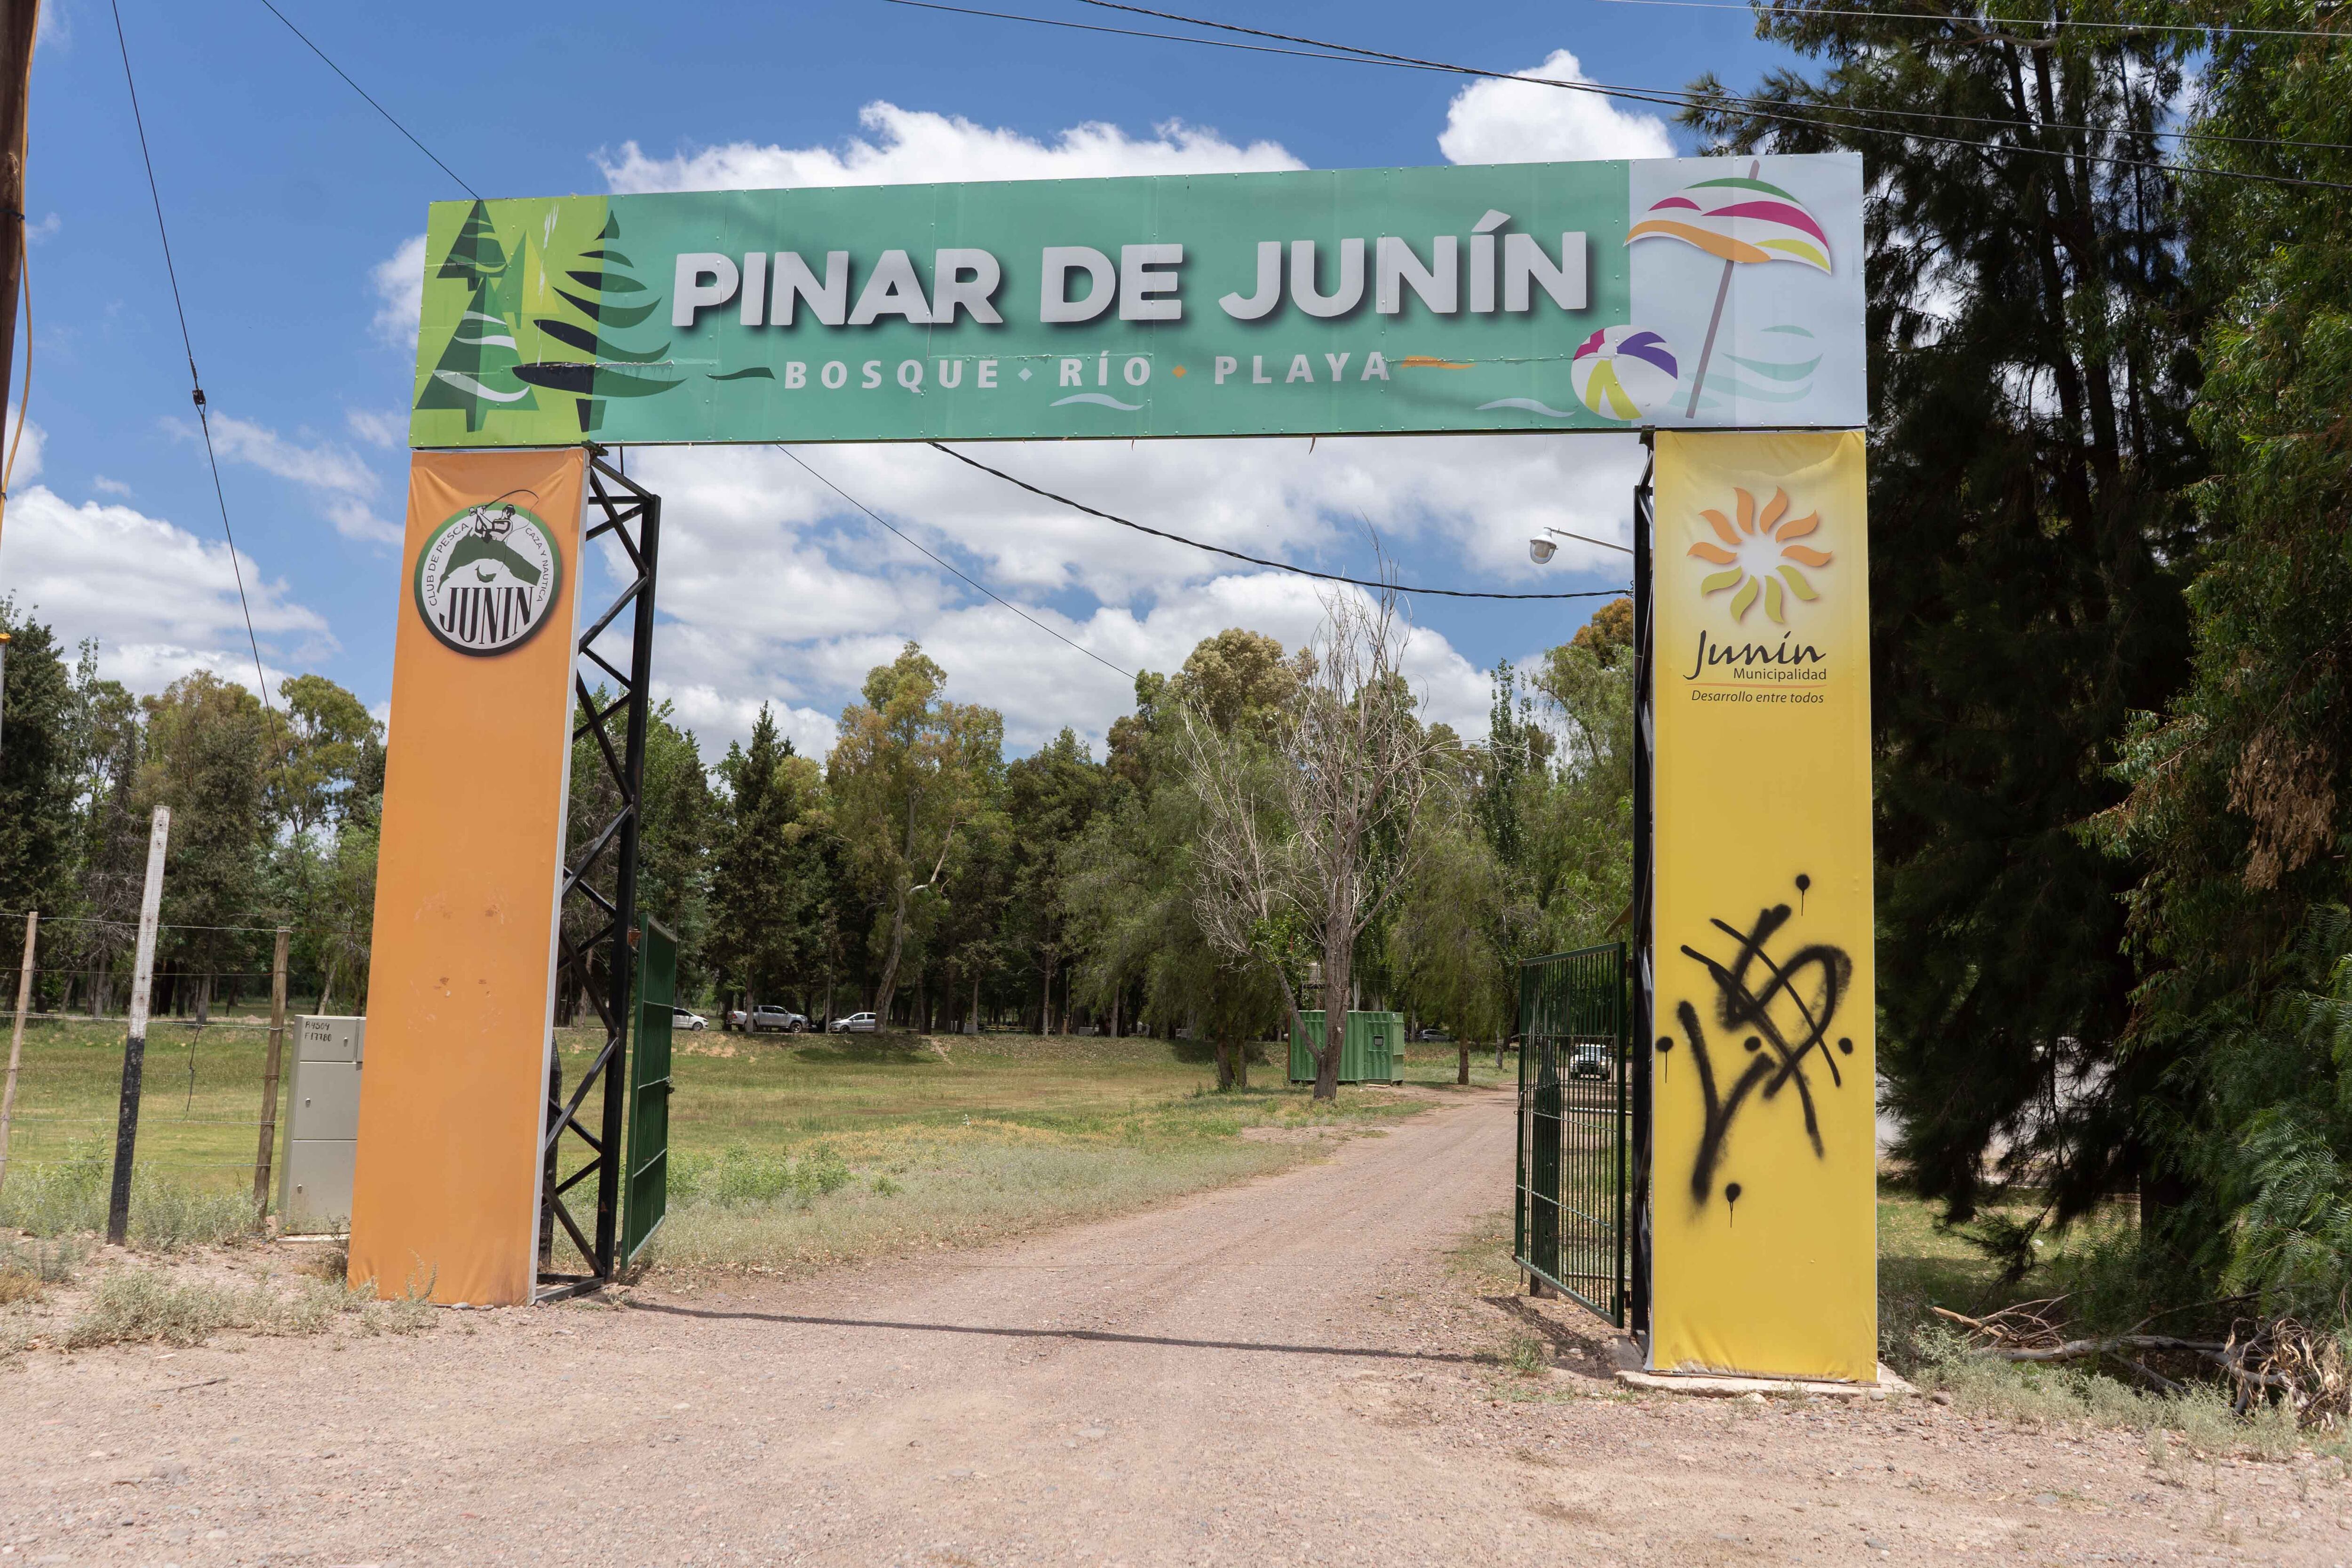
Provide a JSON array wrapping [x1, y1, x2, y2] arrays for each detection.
[[1627, 160, 1834, 419]]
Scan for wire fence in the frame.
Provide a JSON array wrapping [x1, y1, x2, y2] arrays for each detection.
[[0, 914, 310, 1238]]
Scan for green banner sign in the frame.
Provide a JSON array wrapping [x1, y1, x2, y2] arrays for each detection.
[[407, 154, 1863, 448]]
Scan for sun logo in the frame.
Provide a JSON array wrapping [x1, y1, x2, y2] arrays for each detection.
[[1688, 487, 1831, 624]]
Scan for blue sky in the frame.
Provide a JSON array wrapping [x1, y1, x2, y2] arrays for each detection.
[[8, 0, 1798, 756]]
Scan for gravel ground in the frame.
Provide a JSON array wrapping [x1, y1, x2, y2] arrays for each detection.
[[3, 1088, 2348, 1566]]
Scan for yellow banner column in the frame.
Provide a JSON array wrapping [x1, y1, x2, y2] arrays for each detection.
[[350, 448, 587, 1306], [1648, 430, 1875, 1382]]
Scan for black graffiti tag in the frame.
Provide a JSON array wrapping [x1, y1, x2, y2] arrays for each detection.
[[1672, 901, 1854, 1206]]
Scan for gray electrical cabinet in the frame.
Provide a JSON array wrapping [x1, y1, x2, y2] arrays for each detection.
[[278, 1016, 365, 1232]]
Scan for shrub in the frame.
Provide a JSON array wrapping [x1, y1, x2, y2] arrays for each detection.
[[0, 1145, 258, 1250], [0, 1236, 80, 1305], [65, 1270, 244, 1348], [62, 1267, 434, 1349]]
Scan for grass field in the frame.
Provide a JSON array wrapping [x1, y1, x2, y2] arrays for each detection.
[[0, 1014, 1500, 1268]]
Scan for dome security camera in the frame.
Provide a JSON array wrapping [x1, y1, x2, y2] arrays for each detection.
[[1528, 537, 1557, 565]]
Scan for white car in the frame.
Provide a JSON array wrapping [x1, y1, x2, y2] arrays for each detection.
[[671, 1008, 708, 1031], [829, 1011, 879, 1034]]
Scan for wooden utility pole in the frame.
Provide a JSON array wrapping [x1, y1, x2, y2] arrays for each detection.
[[0, 908, 33, 1196], [105, 806, 168, 1246], [251, 926, 289, 1213], [0, 0, 39, 559], [0, 1, 36, 396]]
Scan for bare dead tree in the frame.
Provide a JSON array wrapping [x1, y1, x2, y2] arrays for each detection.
[[1184, 584, 1450, 1099]]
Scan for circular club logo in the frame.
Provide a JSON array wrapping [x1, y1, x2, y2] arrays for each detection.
[[413, 499, 563, 657]]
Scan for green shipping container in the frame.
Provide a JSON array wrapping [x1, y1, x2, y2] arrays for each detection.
[[1289, 1010, 1405, 1085]]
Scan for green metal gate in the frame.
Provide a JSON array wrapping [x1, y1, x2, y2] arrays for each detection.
[[1515, 942, 1634, 1326], [621, 918, 675, 1265]]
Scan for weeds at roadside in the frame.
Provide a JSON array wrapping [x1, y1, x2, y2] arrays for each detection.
[[0, 1145, 257, 1250], [1902, 1322, 2323, 1458], [0, 1236, 80, 1304], [669, 1143, 854, 1210], [1502, 1331, 1549, 1376], [55, 1266, 433, 1350], [296, 1239, 350, 1282]]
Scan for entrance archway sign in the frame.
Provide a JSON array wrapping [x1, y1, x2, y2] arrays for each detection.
[[358, 151, 1878, 1381], [406, 154, 1862, 446]]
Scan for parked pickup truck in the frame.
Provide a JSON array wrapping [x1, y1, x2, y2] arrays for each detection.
[[738, 1005, 806, 1034]]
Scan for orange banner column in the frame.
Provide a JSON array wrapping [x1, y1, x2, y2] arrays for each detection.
[[1647, 430, 1876, 1382], [350, 448, 587, 1306]]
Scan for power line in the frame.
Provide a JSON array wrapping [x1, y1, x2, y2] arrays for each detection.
[[885, 0, 2352, 190], [253, 0, 480, 198], [775, 445, 1139, 683], [1082, 0, 2352, 161], [1589, 0, 2352, 44], [930, 443, 1633, 602], [109, 1, 277, 720]]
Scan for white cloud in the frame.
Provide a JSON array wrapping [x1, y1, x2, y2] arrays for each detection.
[[1438, 49, 1676, 165], [370, 233, 427, 350], [599, 101, 1303, 193], [0, 484, 329, 695], [2, 402, 41, 483], [191, 413, 400, 546], [24, 213, 58, 245], [345, 408, 407, 449], [616, 434, 1637, 757], [92, 476, 133, 497]]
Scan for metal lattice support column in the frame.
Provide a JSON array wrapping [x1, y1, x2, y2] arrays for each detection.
[[539, 451, 660, 1301]]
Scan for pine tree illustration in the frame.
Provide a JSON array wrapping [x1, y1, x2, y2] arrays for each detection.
[[414, 201, 536, 432], [514, 212, 679, 433]]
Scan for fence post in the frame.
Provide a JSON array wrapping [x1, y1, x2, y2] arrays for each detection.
[[253, 926, 290, 1214], [0, 909, 34, 1197], [106, 807, 170, 1246]]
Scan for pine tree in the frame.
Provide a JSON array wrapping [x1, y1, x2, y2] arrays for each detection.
[[709, 707, 832, 1020], [1685, 7, 2202, 1220]]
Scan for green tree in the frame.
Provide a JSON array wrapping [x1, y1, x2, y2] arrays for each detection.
[[710, 705, 834, 1020], [1001, 728, 1109, 1033], [267, 674, 381, 844], [1388, 798, 1533, 1080], [258, 674, 381, 1017], [1523, 636, 1634, 949], [74, 670, 146, 1014], [302, 733, 385, 1017], [1688, 6, 2201, 1218], [828, 647, 1001, 1025], [1066, 632, 1301, 1084], [2098, 4, 2352, 1268], [139, 672, 270, 1022], [0, 603, 81, 917], [1570, 596, 1633, 666]]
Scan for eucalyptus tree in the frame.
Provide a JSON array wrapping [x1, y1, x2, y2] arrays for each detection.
[[827, 644, 1002, 1027]]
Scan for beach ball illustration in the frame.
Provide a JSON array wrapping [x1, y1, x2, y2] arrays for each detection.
[[1571, 326, 1679, 420]]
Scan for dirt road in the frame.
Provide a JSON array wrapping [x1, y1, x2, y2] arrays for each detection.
[[5, 1089, 2346, 1565]]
